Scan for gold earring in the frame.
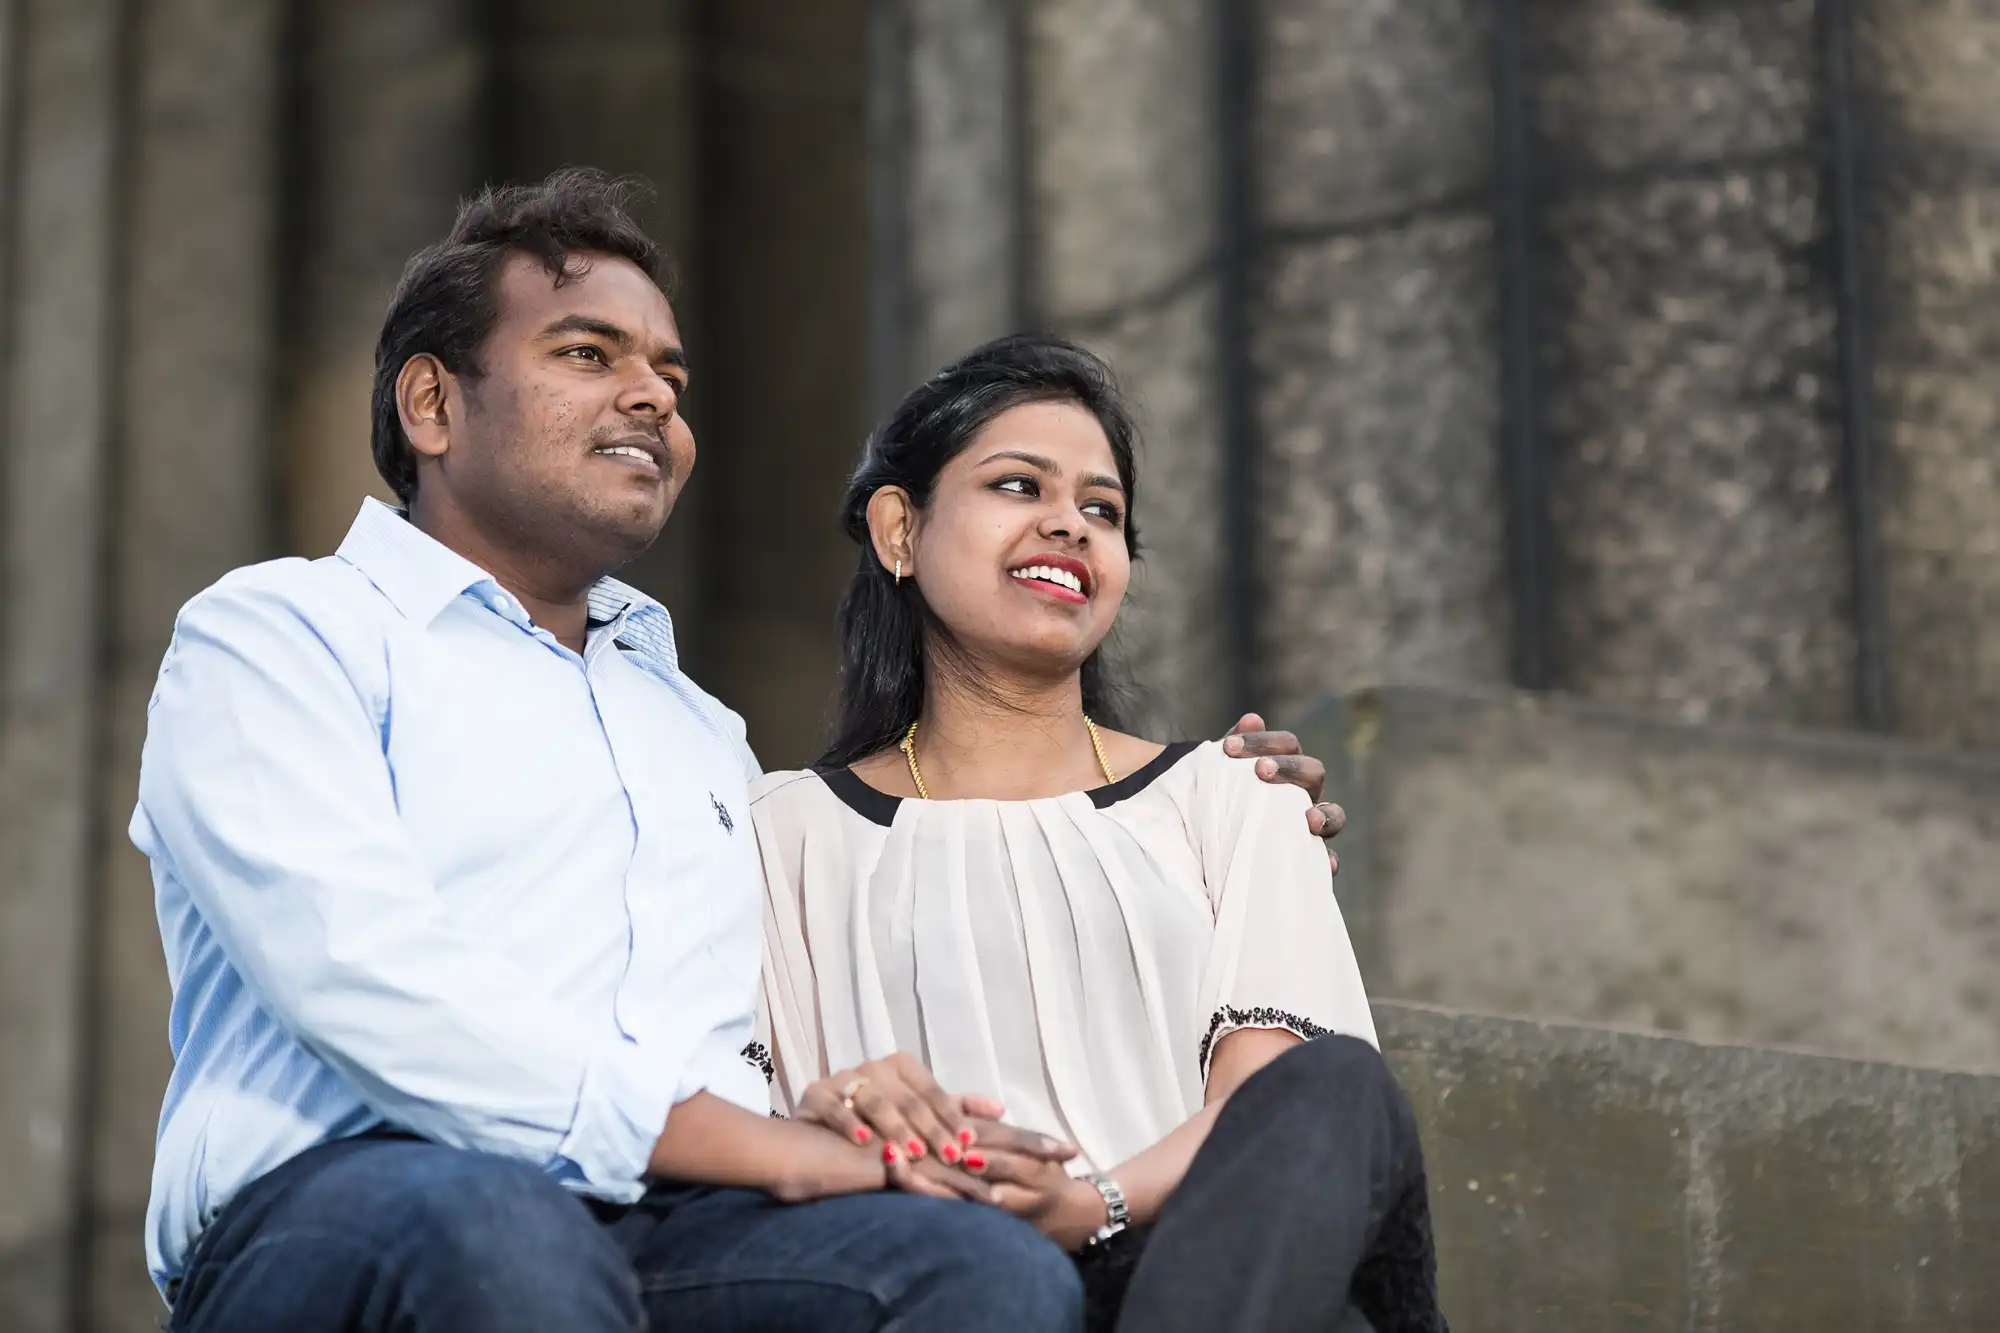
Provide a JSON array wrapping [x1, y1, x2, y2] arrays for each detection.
[[894, 557, 903, 585]]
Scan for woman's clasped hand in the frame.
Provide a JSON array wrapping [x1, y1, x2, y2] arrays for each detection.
[[796, 1054, 1109, 1247]]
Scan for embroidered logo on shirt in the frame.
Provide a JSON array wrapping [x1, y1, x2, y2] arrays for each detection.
[[711, 792, 734, 834]]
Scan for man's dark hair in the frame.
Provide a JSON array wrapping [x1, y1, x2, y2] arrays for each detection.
[[369, 167, 667, 502]]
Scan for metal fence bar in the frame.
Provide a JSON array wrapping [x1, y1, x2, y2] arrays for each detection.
[[1490, 0, 1552, 691], [1215, 0, 1257, 717], [1820, 0, 1893, 731]]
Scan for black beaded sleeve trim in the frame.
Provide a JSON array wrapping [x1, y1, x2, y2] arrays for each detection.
[[1197, 1005, 1332, 1078], [741, 1041, 775, 1083]]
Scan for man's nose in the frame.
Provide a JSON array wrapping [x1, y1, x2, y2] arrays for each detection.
[[615, 364, 675, 418]]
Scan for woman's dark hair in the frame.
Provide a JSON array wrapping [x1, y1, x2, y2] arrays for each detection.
[[369, 168, 667, 502], [817, 333, 1143, 769]]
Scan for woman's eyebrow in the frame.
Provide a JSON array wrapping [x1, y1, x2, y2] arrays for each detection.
[[979, 448, 1058, 473], [979, 449, 1123, 493]]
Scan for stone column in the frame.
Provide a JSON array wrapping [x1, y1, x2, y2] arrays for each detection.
[[869, 0, 1023, 406], [492, 0, 705, 640], [1253, 0, 1510, 723], [1530, 0, 1855, 728], [1858, 0, 2000, 747], [0, 1, 123, 1327], [282, 0, 489, 557], [1025, 0, 1229, 737], [84, 5, 285, 1327], [698, 0, 872, 764]]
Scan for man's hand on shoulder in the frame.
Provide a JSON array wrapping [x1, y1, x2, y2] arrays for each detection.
[[1222, 713, 1347, 874]]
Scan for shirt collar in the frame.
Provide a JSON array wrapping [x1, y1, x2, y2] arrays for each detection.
[[334, 497, 682, 673]]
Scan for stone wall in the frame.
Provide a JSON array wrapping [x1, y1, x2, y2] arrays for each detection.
[[1254, 0, 1511, 723], [1858, 0, 2000, 748], [1301, 685, 2000, 1074], [1383, 1001, 2000, 1328], [875, 0, 2000, 749], [1530, 0, 1857, 729]]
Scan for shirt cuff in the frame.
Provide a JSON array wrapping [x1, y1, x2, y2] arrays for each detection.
[[674, 1027, 773, 1116], [556, 1037, 679, 1190]]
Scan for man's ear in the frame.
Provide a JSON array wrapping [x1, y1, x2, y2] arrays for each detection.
[[397, 354, 454, 463], [866, 486, 917, 577]]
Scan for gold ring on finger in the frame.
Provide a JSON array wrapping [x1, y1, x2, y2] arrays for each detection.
[[839, 1076, 869, 1110]]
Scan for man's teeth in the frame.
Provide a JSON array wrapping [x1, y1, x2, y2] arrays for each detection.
[[1011, 565, 1085, 594], [597, 445, 654, 463]]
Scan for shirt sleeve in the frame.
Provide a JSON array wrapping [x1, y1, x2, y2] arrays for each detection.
[[751, 784, 828, 1116], [135, 576, 677, 1191], [1189, 745, 1377, 1083]]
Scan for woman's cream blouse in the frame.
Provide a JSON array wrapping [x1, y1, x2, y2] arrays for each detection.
[[749, 740, 1376, 1173]]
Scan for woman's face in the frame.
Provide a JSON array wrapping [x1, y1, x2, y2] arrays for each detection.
[[904, 400, 1131, 681]]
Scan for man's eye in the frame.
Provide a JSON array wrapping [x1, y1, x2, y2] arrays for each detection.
[[563, 346, 606, 364]]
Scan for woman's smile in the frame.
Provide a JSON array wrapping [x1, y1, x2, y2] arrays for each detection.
[[1008, 553, 1092, 604]]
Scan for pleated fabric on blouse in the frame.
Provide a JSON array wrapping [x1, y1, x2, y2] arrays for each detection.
[[751, 739, 1376, 1174]]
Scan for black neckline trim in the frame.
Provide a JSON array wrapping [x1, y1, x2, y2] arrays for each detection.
[[814, 764, 905, 827], [813, 740, 1202, 828]]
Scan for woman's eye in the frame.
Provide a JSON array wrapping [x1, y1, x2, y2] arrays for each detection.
[[1084, 501, 1123, 525], [994, 476, 1038, 497]]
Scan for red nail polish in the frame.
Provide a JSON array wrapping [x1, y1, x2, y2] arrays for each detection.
[[941, 1143, 960, 1164], [906, 1138, 926, 1159], [959, 1128, 976, 1146], [882, 1143, 899, 1163], [964, 1153, 986, 1171], [853, 1126, 873, 1144]]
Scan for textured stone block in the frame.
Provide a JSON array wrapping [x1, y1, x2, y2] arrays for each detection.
[[890, 0, 1020, 383], [1868, 183, 2000, 750], [1299, 685, 2000, 1074], [1525, 0, 1819, 176], [1256, 0, 1494, 227], [1381, 1001, 2000, 1328], [1857, 0, 2000, 748], [1253, 220, 1510, 721], [1026, 0, 1213, 317], [1540, 165, 1854, 726]]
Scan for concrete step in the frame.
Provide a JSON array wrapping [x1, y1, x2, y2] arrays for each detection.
[[1380, 1000, 1999, 1329], [1295, 685, 2000, 1074]]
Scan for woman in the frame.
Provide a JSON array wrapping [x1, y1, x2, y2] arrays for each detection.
[[752, 335, 1446, 1331]]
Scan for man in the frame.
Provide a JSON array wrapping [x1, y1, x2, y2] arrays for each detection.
[[135, 169, 1347, 1332]]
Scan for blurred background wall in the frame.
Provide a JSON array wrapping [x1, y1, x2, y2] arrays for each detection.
[[6, 0, 2000, 1328]]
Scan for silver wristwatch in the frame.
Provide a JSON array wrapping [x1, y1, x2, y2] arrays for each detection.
[[1081, 1172, 1129, 1247]]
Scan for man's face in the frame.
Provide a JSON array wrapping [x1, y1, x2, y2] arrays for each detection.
[[443, 251, 695, 574]]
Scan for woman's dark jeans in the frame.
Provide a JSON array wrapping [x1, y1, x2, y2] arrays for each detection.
[[1077, 1036, 1448, 1333]]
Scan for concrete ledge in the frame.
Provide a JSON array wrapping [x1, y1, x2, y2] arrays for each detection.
[[1298, 685, 2000, 1072], [1380, 1001, 2000, 1328]]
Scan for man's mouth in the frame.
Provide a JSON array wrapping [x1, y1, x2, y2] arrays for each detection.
[[1008, 555, 1091, 603], [592, 438, 666, 475]]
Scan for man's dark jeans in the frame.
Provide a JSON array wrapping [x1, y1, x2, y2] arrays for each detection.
[[166, 1135, 1084, 1332]]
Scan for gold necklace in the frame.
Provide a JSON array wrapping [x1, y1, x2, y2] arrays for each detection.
[[900, 717, 1117, 801]]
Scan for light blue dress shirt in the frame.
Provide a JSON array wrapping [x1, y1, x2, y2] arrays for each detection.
[[131, 498, 769, 1291]]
